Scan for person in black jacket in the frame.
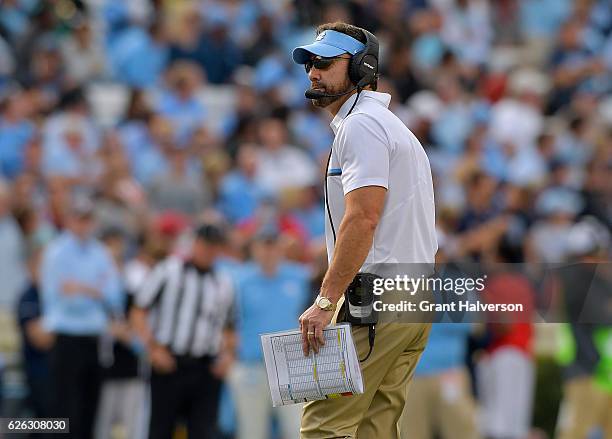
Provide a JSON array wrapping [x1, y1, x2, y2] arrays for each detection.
[[16, 238, 55, 434]]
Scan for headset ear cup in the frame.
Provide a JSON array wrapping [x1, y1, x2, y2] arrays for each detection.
[[348, 53, 363, 85], [359, 54, 378, 85], [348, 28, 379, 87]]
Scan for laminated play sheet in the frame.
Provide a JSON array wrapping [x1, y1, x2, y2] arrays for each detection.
[[261, 323, 363, 407]]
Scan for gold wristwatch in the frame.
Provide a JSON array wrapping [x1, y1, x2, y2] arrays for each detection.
[[315, 295, 336, 312]]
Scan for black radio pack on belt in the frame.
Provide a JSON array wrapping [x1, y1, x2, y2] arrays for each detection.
[[341, 272, 380, 362], [344, 272, 381, 326]]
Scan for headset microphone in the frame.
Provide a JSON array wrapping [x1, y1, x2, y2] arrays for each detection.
[[305, 74, 374, 99], [304, 86, 357, 99]]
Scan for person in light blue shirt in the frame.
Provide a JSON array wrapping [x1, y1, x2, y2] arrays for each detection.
[[413, 322, 473, 376], [40, 194, 123, 439], [41, 211, 123, 334], [519, 0, 571, 40], [228, 225, 308, 439], [289, 106, 335, 160], [154, 87, 206, 146], [0, 94, 35, 179], [217, 143, 267, 224], [107, 21, 169, 88], [291, 186, 326, 241]]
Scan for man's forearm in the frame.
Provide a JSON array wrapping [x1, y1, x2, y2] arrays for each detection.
[[129, 307, 155, 348], [221, 329, 237, 356], [320, 213, 377, 303]]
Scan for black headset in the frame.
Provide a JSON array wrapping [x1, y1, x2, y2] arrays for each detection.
[[305, 28, 380, 100], [348, 28, 380, 89]]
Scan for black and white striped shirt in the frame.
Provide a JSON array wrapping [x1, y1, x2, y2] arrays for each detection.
[[135, 256, 235, 358]]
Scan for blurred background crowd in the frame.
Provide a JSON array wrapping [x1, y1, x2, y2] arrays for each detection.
[[0, 0, 611, 438]]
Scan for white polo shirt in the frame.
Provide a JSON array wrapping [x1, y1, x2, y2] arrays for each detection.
[[325, 90, 437, 265]]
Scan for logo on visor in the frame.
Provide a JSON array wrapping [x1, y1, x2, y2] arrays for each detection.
[[364, 62, 374, 69], [315, 31, 326, 41]]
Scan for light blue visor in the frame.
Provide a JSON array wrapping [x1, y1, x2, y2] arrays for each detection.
[[292, 30, 366, 64]]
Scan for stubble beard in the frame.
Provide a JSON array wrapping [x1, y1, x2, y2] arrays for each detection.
[[311, 79, 354, 108]]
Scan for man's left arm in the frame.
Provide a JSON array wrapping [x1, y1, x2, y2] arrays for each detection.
[[212, 328, 237, 378], [299, 186, 386, 354], [300, 114, 390, 355], [212, 276, 239, 378], [322, 186, 386, 303]]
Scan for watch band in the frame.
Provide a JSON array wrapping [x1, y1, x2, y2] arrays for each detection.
[[316, 295, 336, 312]]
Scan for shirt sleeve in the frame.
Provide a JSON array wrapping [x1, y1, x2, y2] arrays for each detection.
[[16, 287, 39, 328], [99, 248, 124, 316], [335, 114, 391, 195]]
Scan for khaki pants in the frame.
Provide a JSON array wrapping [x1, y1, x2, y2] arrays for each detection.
[[300, 321, 431, 439], [556, 376, 612, 439], [400, 368, 480, 439]]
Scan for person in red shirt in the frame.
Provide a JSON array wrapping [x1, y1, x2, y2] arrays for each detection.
[[478, 237, 535, 439]]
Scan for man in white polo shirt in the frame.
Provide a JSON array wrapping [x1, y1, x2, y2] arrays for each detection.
[[294, 22, 437, 438]]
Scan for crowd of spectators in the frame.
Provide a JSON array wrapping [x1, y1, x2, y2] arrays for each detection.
[[0, 0, 611, 438]]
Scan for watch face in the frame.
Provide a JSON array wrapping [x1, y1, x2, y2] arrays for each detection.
[[318, 297, 331, 309]]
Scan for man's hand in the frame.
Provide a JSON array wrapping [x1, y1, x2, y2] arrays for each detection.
[[109, 320, 132, 344], [61, 280, 83, 296], [149, 344, 176, 374], [25, 319, 55, 351], [304, 186, 384, 356], [61, 280, 102, 299], [81, 284, 102, 299], [299, 303, 334, 356]]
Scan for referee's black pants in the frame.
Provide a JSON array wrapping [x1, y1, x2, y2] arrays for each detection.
[[149, 355, 222, 439], [48, 334, 101, 439]]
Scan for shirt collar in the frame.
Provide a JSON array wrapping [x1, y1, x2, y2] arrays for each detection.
[[330, 90, 391, 134]]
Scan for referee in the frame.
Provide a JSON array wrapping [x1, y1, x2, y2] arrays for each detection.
[[293, 23, 437, 438], [131, 223, 236, 439]]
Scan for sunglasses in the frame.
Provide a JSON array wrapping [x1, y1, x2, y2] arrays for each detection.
[[304, 56, 348, 73]]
